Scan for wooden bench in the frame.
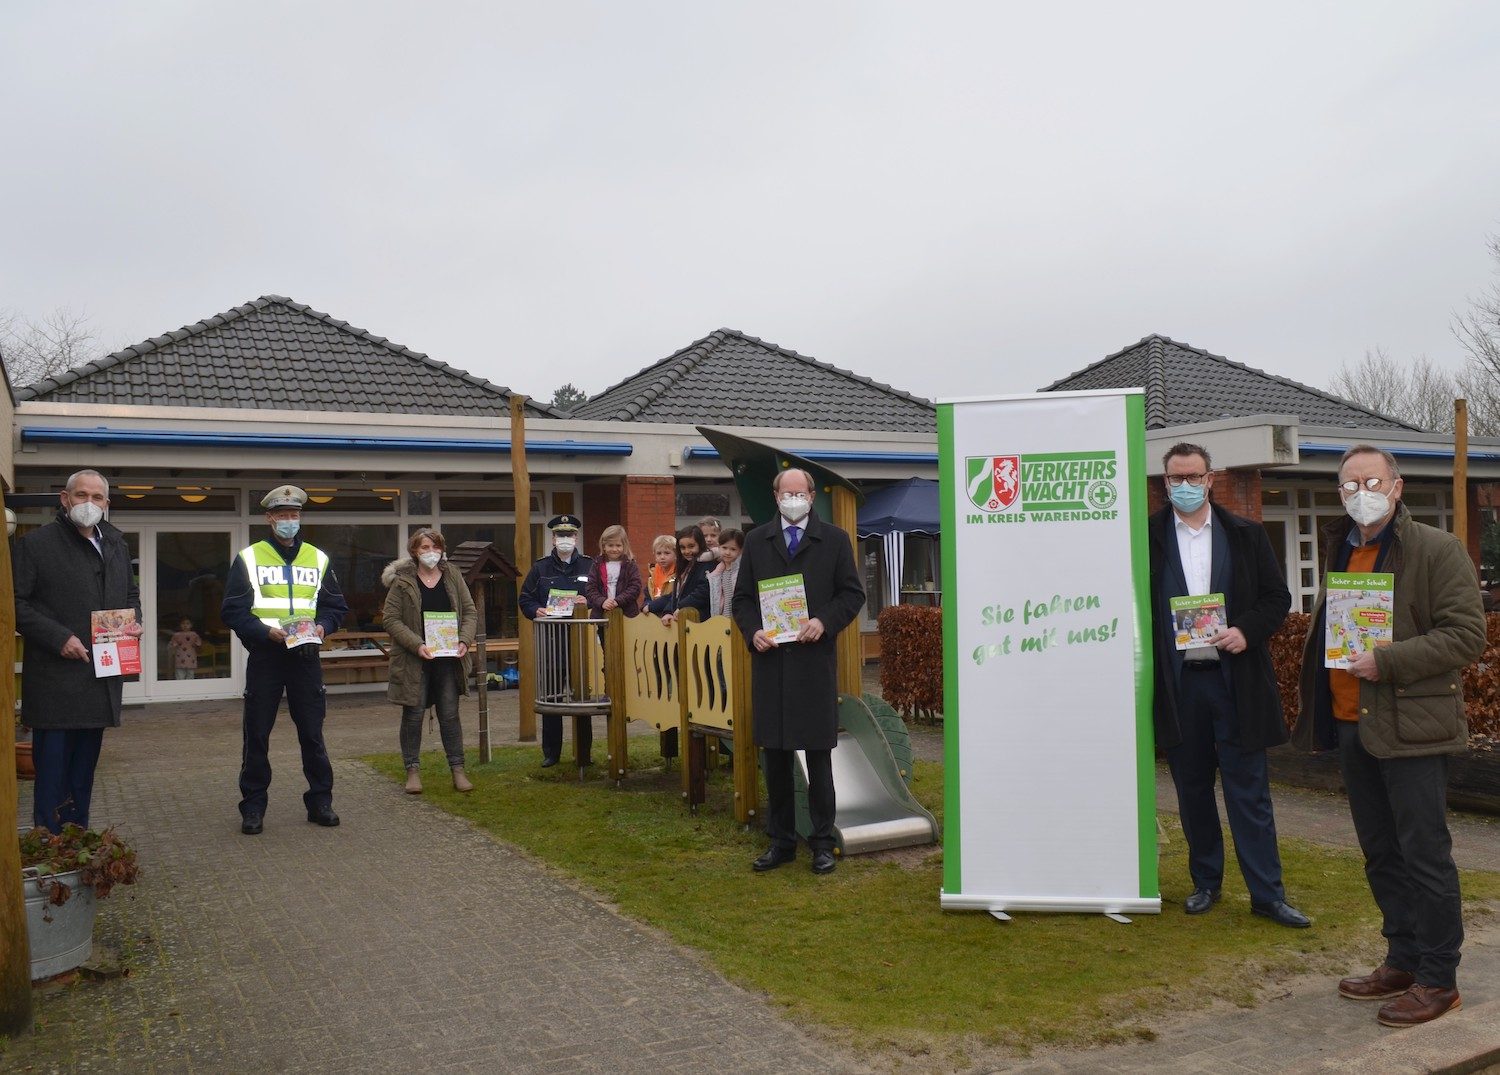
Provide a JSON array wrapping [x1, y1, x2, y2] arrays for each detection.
[[320, 632, 520, 684]]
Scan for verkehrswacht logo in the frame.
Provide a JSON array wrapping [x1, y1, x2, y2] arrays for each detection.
[[964, 452, 1119, 523]]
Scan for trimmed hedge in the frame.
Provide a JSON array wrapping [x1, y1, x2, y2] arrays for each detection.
[[877, 604, 943, 720], [875, 603, 1500, 745], [1270, 611, 1500, 746]]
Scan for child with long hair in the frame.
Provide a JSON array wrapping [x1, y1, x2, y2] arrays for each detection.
[[584, 524, 643, 618], [661, 524, 711, 626]]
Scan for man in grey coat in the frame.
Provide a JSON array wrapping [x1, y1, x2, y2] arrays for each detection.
[[732, 468, 865, 875], [13, 469, 142, 832], [1293, 445, 1485, 1028]]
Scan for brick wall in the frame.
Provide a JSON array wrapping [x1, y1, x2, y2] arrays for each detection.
[[619, 476, 676, 563], [1145, 468, 1263, 520]]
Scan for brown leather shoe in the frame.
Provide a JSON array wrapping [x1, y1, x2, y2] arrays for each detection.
[[404, 767, 423, 794], [1338, 964, 1415, 1001], [1377, 985, 1461, 1028], [452, 767, 474, 793]]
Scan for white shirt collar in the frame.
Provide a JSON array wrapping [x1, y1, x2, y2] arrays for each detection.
[[1172, 510, 1212, 536]]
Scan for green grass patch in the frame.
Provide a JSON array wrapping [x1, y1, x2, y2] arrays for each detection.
[[368, 746, 1500, 1058]]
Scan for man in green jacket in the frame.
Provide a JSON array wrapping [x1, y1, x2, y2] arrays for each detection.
[[1293, 445, 1485, 1028]]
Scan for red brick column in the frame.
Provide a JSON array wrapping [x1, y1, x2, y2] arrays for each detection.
[[1467, 481, 1483, 576], [619, 476, 676, 563], [1145, 468, 1264, 520]]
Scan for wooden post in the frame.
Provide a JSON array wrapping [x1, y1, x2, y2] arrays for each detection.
[[511, 395, 536, 742], [605, 607, 628, 783], [730, 618, 758, 826], [677, 608, 698, 803], [1, 488, 34, 1031], [829, 485, 862, 698], [473, 582, 491, 764], [1455, 398, 1470, 557]]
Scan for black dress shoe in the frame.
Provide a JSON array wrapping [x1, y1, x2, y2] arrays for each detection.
[[752, 846, 796, 872], [1184, 887, 1221, 915], [307, 805, 340, 827], [241, 814, 263, 836], [1252, 900, 1311, 928], [811, 849, 837, 875], [540, 757, 559, 768]]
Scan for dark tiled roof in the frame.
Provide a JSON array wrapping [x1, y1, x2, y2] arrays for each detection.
[[572, 329, 936, 433], [17, 295, 559, 418], [1043, 335, 1421, 431]]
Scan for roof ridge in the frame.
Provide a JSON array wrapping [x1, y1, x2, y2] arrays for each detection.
[[578, 327, 934, 421], [252, 297, 562, 417], [17, 295, 277, 399], [1143, 337, 1169, 428], [1045, 333, 1424, 433], [19, 295, 561, 416]]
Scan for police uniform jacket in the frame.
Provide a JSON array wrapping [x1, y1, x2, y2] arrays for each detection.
[[222, 535, 349, 652], [518, 549, 597, 619], [13, 511, 141, 730]]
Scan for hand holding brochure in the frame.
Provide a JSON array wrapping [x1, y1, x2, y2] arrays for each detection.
[[544, 589, 582, 617], [282, 616, 322, 649], [1324, 572, 1395, 668], [423, 612, 461, 657], [758, 573, 809, 643], [91, 608, 141, 678], [1170, 593, 1227, 651]]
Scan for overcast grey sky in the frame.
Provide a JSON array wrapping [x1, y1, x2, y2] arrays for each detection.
[[5, 2, 1500, 406]]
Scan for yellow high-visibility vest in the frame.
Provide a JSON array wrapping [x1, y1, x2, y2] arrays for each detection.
[[240, 541, 330, 629]]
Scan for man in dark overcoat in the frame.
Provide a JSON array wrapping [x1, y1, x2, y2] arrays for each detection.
[[13, 469, 142, 831], [731, 468, 864, 875], [1149, 442, 1308, 927]]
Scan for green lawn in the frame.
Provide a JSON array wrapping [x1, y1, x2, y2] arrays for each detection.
[[367, 745, 1500, 1057]]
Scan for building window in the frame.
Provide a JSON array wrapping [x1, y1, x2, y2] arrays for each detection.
[[301, 523, 399, 632]]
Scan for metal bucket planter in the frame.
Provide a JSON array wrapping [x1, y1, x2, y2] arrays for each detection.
[[23, 866, 97, 979]]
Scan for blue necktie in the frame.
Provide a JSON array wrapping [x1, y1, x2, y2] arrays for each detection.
[[787, 525, 801, 555]]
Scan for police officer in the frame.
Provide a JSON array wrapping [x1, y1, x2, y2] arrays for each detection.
[[517, 515, 595, 767], [223, 486, 349, 834]]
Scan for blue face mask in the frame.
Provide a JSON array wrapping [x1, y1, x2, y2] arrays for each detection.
[[1169, 484, 1207, 513], [273, 519, 300, 541]]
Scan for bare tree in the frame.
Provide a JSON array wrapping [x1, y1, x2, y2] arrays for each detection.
[[0, 306, 98, 387], [1328, 347, 1462, 432], [1454, 235, 1500, 434]]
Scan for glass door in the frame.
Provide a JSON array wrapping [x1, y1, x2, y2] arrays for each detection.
[[114, 527, 146, 706], [149, 528, 238, 698]]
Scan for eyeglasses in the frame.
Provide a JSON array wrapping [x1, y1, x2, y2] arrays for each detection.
[[1339, 477, 1391, 494], [1164, 473, 1207, 488]]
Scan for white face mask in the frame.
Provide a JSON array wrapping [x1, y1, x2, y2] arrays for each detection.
[[778, 494, 811, 523], [418, 551, 442, 569], [1344, 489, 1391, 527], [554, 536, 577, 555], [68, 502, 104, 529]]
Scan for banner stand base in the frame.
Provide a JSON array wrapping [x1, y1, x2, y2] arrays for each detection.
[[943, 893, 1162, 916]]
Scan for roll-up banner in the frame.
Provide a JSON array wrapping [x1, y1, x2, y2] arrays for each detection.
[[938, 389, 1159, 916]]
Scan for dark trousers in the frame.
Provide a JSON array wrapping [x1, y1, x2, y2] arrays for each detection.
[[399, 660, 465, 769], [1338, 721, 1463, 988], [31, 727, 105, 832], [240, 646, 333, 818], [541, 713, 592, 766], [1165, 666, 1285, 905], [763, 746, 835, 852]]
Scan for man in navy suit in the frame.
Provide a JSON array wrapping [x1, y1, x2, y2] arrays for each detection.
[[1149, 442, 1309, 927]]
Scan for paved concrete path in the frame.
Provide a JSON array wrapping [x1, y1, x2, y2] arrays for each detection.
[[6, 694, 859, 1074], [8, 691, 1500, 1073]]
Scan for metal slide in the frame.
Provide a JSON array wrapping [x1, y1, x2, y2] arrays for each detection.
[[795, 695, 940, 855]]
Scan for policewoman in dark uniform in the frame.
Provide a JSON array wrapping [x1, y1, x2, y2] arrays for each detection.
[[222, 486, 349, 834], [517, 514, 595, 767]]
